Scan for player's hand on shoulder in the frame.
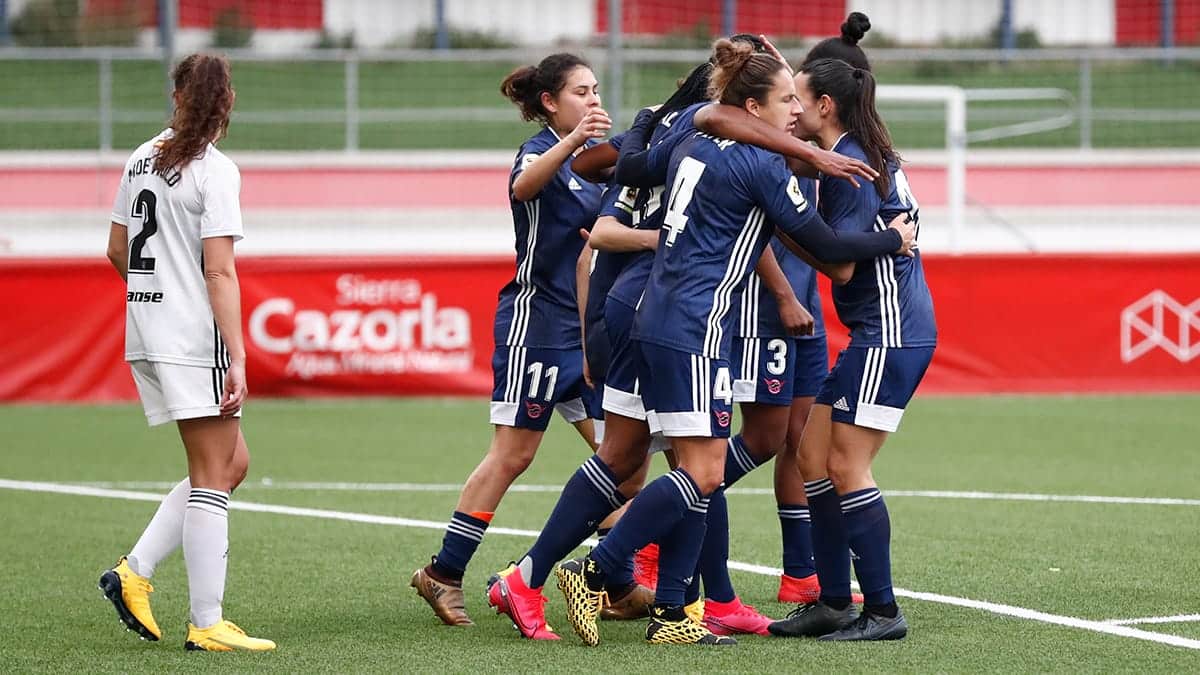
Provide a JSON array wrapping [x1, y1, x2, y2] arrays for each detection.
[[812, 147, 878, 188], [220, 361, 247, 416], [887, 213, 918, 258]]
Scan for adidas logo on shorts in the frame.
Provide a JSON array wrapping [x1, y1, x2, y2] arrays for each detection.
[[833, 397, 851, 412]]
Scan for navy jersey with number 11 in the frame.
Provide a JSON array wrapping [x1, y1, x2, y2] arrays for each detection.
[[494, 127, 603, 349]]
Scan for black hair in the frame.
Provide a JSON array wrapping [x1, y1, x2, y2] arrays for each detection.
[[500, 53, 591, 124], [801, 57, 897, 198], [803, 12, 872, 70]]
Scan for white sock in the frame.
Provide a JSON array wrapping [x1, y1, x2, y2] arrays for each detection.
[[127, 477, 191, 578], [183, 488, 229, 629]]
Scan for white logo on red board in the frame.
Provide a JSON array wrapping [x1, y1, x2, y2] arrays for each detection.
[[1120, 290, 1200, 363], [248, 274, 473, 379]]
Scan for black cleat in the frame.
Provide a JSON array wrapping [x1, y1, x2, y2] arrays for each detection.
[[767, 601, 859, 638], [818, 608, 908, 641]]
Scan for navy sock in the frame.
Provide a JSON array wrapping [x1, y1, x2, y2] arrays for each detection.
[[590, 469, 704, 585], [805, 478, 852, 607], [723, 434, 763, 487], [684, 561, 702, 605], [778, 503, 815, 578], [841, 487, 895, 609], [655, 493, 710, 607], [524, 456, 626, 588], [697, 485, 735, 603], [434, 511, 490, 580], [597, 528, 637, 591]]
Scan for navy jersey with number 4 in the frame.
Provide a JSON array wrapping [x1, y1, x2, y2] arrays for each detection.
[[734, 176, 827, 341], [495, 127, 603, 349], [632, 132, 896, 359], [820, 134, 936, 348]]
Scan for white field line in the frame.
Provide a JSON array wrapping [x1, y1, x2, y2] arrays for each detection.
[[1104, 615, 1200, 626], [4, 478, 1200, 651], [72, 480, 1200, 507]]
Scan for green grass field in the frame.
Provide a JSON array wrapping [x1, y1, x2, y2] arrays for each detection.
[[2, 58, 1199, 150], [2, 395, 1199, 672]]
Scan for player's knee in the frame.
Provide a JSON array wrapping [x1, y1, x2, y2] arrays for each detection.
[[228, 452, 249, 491], [739, 427, 785, 463], [685, 463, 725, 496], [826, 452, 865, 491]]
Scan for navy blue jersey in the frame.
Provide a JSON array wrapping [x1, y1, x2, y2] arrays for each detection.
[[734, 176, 827, 340], [633, 133, 834, 358], [584, 183, 639, 343], [820, 134, 936, 348], [606, 102, 706, 310], [495, 128, 603, 349]]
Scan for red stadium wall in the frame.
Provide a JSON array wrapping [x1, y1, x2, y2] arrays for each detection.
[[595, 0, 844, 37], [2, 254, 1197, 403], [86, 0, 323, 30], [1116, 0, 1200, 45]]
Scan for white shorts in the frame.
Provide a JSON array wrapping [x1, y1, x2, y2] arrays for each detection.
[[129, 360, 242, 427]]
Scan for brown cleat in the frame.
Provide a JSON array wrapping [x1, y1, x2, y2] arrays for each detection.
[[411, 565, 473, 626], [601, 584, 655, 621]]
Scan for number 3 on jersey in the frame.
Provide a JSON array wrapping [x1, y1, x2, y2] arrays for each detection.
[[662, 157, 706, 247], [128, 189, 159, 274]]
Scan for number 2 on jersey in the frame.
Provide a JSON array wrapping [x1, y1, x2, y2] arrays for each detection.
[[128, 189, 159, 273], [662, 157, 706, 247]]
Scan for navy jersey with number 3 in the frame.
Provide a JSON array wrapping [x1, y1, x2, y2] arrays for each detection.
[[495, 128, 603, 349]]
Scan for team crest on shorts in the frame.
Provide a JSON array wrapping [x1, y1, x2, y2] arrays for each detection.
[[763, 378, 783, 395], [525, 401, 546, 419], [715, 410, 731, 428]]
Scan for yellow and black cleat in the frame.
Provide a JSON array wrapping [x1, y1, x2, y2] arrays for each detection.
[[683, 598, 705, 625], [646, 606, 737, 646], [184, 619, 276, 652], [98, 556, 161, 641], [554, 557, 608, 646]]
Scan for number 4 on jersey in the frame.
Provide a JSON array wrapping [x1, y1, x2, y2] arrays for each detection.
[[662, 157, 706, 247]]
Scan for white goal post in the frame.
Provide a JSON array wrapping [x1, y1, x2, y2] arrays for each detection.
[[877, 84, 967, 253]]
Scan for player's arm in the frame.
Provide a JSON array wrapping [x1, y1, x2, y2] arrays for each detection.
[[755, 160, 913, 263], [203, 235, 246, 414], [512, 108, 612, 201], [106, 222, 128, 281], [693, 103, 878, 188], [575, 238, 594, 387], [774, 235, 854, 285], [755, 245, 814, 336], [588, 216, 657, 253], [612, 108, 682, 188], [572, 142, 618, 183]]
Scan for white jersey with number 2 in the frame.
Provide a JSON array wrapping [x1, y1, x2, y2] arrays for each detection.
[[110, 128, 243, 368]]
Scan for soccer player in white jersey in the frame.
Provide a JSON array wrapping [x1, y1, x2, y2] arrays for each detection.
[[97, 53, 274, 652]]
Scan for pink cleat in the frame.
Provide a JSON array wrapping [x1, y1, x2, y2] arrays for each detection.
[[702, 596, 775, 636], [486, 564, 560, 640]]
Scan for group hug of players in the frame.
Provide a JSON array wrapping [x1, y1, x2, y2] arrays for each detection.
[[413, 12, 938, 647]]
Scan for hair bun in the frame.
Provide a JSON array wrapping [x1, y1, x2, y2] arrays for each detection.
[[841, 12, 871, 44], [711, 37, 755, 72]]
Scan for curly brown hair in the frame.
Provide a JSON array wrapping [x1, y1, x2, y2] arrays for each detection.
[[153, 54, 235, 174]]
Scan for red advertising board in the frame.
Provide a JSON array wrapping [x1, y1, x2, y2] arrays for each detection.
[[1, 254, 1197, 403]]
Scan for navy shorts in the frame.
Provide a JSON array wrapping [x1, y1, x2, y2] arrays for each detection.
[[815, 346, 934, 432], [731, 336, 796, 406], [600, 299, 647, 420], [636, 340, 735, 439], [792, 336, 830, 398], [490, 344, 591, 432]]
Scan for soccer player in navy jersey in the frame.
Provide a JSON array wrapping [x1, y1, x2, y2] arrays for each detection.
[[412, 53, 618, 629], [554, 39, 915, 647], [767, 57, 937, 642]]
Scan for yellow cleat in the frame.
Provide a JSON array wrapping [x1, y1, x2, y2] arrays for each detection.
[[683, 598, 705, 625], [645, 607, 737, 646], [98, 556, 161, 641], [184, 619, 276, 652], [554, 557, 608, 646]]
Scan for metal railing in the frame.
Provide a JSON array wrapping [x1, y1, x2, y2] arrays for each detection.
[[1, 46, 1199, 152]]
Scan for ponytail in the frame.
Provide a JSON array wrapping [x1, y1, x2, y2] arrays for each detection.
[[708, 37, 786, 107], [154, 53, 234, 175]]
